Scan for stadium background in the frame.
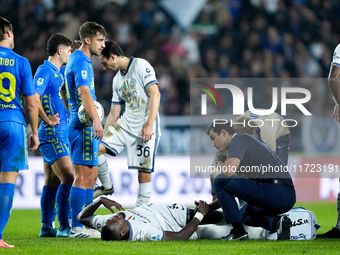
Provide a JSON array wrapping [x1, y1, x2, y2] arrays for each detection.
[[2, 0, 340, 207]]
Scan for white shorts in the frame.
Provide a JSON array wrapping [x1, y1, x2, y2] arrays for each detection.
[[101, 124, 160, 172]]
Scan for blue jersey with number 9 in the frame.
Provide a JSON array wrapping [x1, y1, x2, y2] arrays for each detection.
[[0, 46, 36, 125]]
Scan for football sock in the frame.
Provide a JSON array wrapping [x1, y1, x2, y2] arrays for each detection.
[[136, 182, 151, 207], [98, 154, 113, 190], [70, 186, 86, 227], [40, 185, 58, 231], [0, 183, 15, 240], [232, 221, 246, 236], [56, 184, 71, 231], [85, 189, 93, 207]]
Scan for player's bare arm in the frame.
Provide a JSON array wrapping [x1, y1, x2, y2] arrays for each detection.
[[139, 84, 161, 143], [104, 104, 122, 130], [164, 201, 209, 241], [34, 92, 60, 126], [59, 82, 69, 114], [77, 197, 125, 228], [328, 65, 340, 123], [25, 94, 40, 152], [78, 85, 103, 140]]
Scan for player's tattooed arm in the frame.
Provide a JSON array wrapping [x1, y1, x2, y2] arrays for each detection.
[[60, 82, 69, 114], [77, 197, 125, 228], [164, 201, 210, 241], [34, 93, 60, 126]]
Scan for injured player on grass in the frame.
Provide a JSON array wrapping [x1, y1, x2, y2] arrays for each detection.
[[77, 197, 318, 241]]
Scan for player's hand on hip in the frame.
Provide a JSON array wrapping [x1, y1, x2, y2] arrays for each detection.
[[29, 133, 40, 153], [49, 113, 60, 126], [92, 118, 103, 140], [333, 105, 340, 123], [139, 123, 153, 143]]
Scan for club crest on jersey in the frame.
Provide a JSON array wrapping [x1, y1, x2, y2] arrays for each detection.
[[82, 70, 87, 79], [37, 78, 44, 86], [130, 77, 137, 87]]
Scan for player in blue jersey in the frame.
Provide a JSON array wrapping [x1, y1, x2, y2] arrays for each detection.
[[0, 17, 39, 248], [34, 33, 74, 238], [65, 21, 106, 238]]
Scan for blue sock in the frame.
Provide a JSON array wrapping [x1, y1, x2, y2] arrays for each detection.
[[0, 183, 15, 240], [56, 184, 71, 231], [85, 189, 93, 207], [70, 186, 86, 228], [40, 185, 58, 231]]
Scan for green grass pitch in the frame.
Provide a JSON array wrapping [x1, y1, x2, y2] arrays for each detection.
[[1, 202, 339, 255]]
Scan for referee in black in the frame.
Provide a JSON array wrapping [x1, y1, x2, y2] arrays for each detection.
[[206, 121, 296, 241]]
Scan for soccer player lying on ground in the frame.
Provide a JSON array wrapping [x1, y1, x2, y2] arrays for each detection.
[[77, 197, 213, 241]]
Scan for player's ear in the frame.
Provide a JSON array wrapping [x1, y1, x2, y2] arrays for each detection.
[[84, 37, 91, 45], [57, 47, 62, 55]]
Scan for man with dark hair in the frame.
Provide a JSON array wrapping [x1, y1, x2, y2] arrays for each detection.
[[77, 197, 211, 241], [206, 121, 296, 241], [33, 33, 74, 238], [95, 40, 161, 207], [65, 21, 106, 238], [0, 17, 39, 248]]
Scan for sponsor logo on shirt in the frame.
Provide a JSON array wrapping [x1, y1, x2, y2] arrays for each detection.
[[82, 70, 87, 79], [144, 73, 153, 79], [146, 68, 151, 73], [151, 235, 161, 241], [37, 78, 44, 86]]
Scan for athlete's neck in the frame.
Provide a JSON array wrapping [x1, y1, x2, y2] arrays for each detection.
[[79, 44, 92, 59], [119, 57, 131, 74], [48, 55, 62, 70]]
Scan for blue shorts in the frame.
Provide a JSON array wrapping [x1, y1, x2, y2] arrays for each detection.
[[68, 125, 99, 166], [0, 122, 28, 172], [39, 137, 71, 166]]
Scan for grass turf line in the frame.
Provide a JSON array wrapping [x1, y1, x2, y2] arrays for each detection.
[[0, 202, 339, 255]]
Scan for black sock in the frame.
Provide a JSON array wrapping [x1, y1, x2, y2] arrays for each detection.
[[272, 216, 281, 232], [232, 221, 246, 236]]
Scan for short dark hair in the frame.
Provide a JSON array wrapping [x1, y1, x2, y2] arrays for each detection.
[[101, 225, 119, 241], [233, 115, 256, 135], [71, 40, 81, 52], [206, 121, 235, 136], [46, 33, 72, 56], [0, 17, 13, 41], [79, 21, 106, 42], [101, 40, 124, 59]]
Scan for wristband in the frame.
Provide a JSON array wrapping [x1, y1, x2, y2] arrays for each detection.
[[194, 212, 204, 222]]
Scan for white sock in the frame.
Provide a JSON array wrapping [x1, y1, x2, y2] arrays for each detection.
[[98, 154, 113, 190], [136, 182, 151, 207]]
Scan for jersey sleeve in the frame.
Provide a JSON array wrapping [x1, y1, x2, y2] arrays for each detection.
[[74, 59, 92, 88], [33, 67, 50, 96], [332, 44, 340, 67], [20, 58, 35, 96], [227, 135, 247, 161], [138, 226, 165, 241], [111, 78, 124, 105], [90, 215, 112, 232], [139, 60, 158, 89]]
